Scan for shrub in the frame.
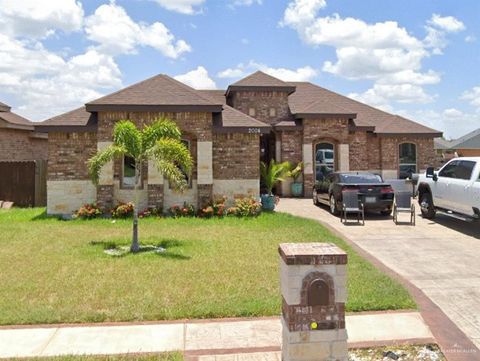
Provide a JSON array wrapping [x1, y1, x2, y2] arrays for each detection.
[[227, 197, 262, 217], [198, 196, 226, 218], [138, 207, 162, 218], [74, 203, 102, 219], [111, 202, 134, 218], [168, 202, 196, 218]]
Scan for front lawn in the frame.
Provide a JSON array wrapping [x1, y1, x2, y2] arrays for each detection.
[[0, 208, 415, 325]]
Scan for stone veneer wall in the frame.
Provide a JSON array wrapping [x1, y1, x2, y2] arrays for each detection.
[[212, 132, 260, 203], [0, 128, 48, 161], [227, 91, 293, 125], [47, 131, 97, 214]]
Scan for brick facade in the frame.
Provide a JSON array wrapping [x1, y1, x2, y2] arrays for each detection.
[[380, 136, 436, 173], [227, 91, 293, 125], [213, 133, 260, 179], [47, 132, 96, 181], [279, 130, 302, 164], [0, 128, 47, 161]]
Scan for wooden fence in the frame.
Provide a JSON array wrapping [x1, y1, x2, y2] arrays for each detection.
[[0, 160, 47, 207]]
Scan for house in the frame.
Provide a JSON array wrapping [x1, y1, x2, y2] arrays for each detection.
[[0, 101, 47, 161], [36, 71, 441, 215], [0, 101, 48, 206]]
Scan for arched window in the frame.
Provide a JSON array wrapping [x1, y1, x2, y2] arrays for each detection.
[[315, 142, 335, 182], [399, 143, 417, 179]]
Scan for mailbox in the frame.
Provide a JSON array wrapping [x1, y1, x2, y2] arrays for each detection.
[[279, 243, 348, 361]]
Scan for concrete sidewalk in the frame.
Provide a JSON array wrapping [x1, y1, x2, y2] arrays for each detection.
[[0, 312, 432, 359]]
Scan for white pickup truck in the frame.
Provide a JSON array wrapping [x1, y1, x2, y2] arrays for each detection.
[[417, 157, 480, 221]]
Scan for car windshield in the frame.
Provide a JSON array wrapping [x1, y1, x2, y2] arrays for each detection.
[[339, 173, 383, 184], [324, 152, 333, 159]]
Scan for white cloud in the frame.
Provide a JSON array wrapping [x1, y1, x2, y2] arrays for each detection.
[[218, 61, 318, 82], [465, 35, 476, 43], [150, 0, 205, 14], [428, 14, 465, 33], [230, 0, 262, 7], [174, 66, 217, 89], [0, 0, 84, 38], [461, 86, 480, 109], [85, 1, 191, 58], [0, 34, 121, 120], [281, 0, 464, 108]]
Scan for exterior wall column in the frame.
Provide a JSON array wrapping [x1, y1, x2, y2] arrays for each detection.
[[147, 160, 164, 210], [96, 141, 114, 211], [197, 141, 213, 208], [303, 143, 314, 197], [338, 144, 350, 172]]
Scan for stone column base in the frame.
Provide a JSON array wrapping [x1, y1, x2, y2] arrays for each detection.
[[197, 184, 213, 208], [97, 185, 114, 211], [147, 184, 164, 210]]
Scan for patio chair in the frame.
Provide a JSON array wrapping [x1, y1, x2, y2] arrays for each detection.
[[393, 191, 415, 225], [341, 190, 364, 225]]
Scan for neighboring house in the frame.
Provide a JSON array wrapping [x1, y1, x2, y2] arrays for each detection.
[[434, 128, 480, 166], [36, 71, 441, 215], [0, 101, 47, 161]]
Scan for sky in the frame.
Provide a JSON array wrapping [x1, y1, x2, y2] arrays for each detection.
[[0, 0, 479, 139]]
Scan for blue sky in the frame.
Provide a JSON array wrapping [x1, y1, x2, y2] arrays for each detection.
[[0, 0, 479, 138]]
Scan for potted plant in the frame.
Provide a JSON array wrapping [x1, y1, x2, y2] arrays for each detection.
[[260, 159, 290, 211], [287, 162, 303, 197]]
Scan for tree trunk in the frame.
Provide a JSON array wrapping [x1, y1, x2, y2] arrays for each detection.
[[130, 163, 141, 253]]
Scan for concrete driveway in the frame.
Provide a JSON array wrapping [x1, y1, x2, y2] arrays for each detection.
[[277, 198, 480, 352]]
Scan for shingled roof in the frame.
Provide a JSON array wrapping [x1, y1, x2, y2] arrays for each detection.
[[0, 101, 35, 130], [226, 71, 296, 95], [450, 128, 480, 149], [287, 82, 441, 136], [36, 106, 96, 132], [86, 74, 223, 112]]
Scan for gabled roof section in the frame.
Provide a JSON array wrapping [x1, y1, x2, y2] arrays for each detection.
[[0, 101, 11, 112], [434, 137, 452, 150], [450, 128, 480, 149], [86, 74, 223, 112], [213, 105, 270, 133], [36, 106, 97, 132], [288, 82, 442, 136], [0, 102, 35, 130], [226, 71, 296, 96], [197, 90, 226, 104]]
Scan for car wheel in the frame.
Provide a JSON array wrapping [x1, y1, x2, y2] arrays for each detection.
[[381, 209, 392, 216], [329, 194, 339, 215], [313, 189, 319, 206], [420, 192, 436, 219]]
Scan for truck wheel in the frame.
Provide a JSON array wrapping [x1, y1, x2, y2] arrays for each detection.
[[420, 192, 436, 219]]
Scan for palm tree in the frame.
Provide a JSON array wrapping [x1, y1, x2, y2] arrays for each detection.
[[260, 159, 291, 195], [88, 119, 193, 253]]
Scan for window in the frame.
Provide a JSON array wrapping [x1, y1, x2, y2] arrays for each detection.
[[315, 142, 335, 182], [439, 160, 475, 180], [269, 107, 276, 117], [399, 143, 417, 179], [122, 155, 137, 188], [248, 108, 256, 117]]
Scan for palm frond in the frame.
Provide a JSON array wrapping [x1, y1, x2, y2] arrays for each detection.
[[112, 120, 142, 158], [88, 145, 126, 185], [260, 159, 291, 194], [141, 119, 182, 152], [149, 138, 193, 191]]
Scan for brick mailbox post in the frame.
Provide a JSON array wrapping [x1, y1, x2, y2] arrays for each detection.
[[279, 243, 348, 361]]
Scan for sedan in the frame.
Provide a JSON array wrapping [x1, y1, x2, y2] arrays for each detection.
[[313, 172, 395, 216]]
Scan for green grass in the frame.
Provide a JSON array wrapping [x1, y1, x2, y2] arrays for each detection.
[[22, 352, 182, 361], [0, 208, 415, 325]]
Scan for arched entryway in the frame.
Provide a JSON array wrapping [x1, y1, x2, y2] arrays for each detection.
[[314, 142, 335, 182]]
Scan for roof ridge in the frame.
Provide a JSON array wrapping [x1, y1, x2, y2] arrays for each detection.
[[450, 127, 480, 147], [165, 76, 223, 105]]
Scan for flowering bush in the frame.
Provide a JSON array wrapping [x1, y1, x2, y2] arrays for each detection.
[[227, 197, 262, 217], [74, 203, 102, 219], [168, 202, 196, 218], [111, 202, 134, 218], [138, 207, 162, 218], [198, 196, 226, 218]]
